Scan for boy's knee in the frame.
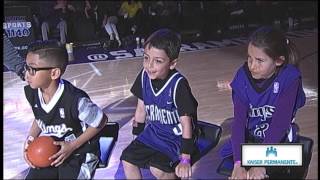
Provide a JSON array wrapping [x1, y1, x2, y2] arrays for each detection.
[[150, 166, 163, 178], [150, 166, 176, 179], [122, 160, 135, 169]]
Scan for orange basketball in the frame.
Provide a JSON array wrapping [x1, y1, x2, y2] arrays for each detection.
[[26, 136, 60, 168]]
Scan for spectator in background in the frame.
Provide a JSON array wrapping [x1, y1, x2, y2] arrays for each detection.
[[178, 1, 205, 36], [84, 0, 103, 38], [147, 1, 179, 34], [100, 1, 122, 47], [3, 33, 26, 81], [118, 0, 144, 36], [202, 1, 227, 39], [67, 0, 99, 42], [40, 0, 76, 44]]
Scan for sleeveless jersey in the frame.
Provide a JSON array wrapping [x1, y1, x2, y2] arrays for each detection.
[[231, 64, 306, 142], [137, 69, 186, 162], [24, 79, 100, 155]]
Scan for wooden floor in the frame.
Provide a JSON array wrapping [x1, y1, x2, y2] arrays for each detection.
[[3, 29, 318, 179]]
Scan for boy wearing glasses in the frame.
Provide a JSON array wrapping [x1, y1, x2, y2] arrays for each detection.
[[23, 40, 108, 179]]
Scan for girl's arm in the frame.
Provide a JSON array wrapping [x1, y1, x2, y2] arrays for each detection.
[[231, 92, 249, 162], [230, 93, 249, 180], [263, 78, 300, 143]]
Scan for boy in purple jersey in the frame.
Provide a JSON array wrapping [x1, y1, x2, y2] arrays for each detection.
[[120, 28, 199, 179], [222, 26, 306, 179]]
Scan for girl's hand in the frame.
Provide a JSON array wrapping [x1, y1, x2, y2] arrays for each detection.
[[229, 163, 247, 179], [49, 141, 76, 167], [247, 167, 268, 179]]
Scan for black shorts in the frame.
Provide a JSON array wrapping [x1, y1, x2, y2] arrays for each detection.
[[25, 153, 99, 179], [120, 139, 179, 173]]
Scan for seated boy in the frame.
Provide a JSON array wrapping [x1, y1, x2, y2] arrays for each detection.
[[120, 28, 199, 179], [23, 40, 108, 179]]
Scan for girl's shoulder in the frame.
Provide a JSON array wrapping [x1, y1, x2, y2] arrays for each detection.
[[279, 64, 302, 79]]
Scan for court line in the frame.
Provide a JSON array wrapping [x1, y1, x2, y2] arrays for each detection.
[[65, 70, 94, 79], [108, 94, 133, 110], [89, 63, 102, 76], [80, 73, 96, 89]]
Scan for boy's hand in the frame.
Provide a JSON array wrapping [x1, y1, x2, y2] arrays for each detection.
[[49, 141, 76, 167], [175, 155, 192, 179], [23, 136, 36, 168], [247, 167, 268, 179], [229, 163, 247, 179], [175, 162, 191, 179]]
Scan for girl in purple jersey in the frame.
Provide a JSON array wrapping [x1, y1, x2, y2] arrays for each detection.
[[223, 26, 306, 179]]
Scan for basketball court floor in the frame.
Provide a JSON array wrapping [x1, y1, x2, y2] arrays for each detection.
[[3, 28, 317, 179]]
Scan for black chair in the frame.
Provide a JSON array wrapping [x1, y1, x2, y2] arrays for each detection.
[[193, 120, 222, 163], [97, 122, 119, 168], [216, 135, 314, 179], [290, 135, 314, 179]]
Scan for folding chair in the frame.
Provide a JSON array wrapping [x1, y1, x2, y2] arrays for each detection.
[[97, 122, 119, 168], [193, 120, 222, 163]]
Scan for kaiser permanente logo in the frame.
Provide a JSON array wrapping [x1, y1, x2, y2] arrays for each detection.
[[241, 144, 303, 166], [266, 146, 277, 157]]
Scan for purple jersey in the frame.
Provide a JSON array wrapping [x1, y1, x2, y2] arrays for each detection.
[[231, 63, 306, 142], [137, 69, 185, 162]]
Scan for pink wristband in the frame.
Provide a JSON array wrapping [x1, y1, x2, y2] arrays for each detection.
[[235, 161, 241, 165], [180, 157, 191, 164]]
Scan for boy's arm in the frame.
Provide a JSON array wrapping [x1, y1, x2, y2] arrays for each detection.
[[175, 115, 193, 178], [70, 113, 108, 150], [71, 97, 109, 148], [134, 98, 146, 123], [132, 98, 146, 136], [174, 78, 197, 158], [27, 119, 42, 139], [50, 113, 108, 167], [24, 119, 42, 168], [174, 78, 197, 178], [50, 97, 108, 166], [130, 69, 145, 134], [180, 115, 192, 158]]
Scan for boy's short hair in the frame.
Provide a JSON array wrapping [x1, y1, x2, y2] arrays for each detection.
[[27, 40, 68, 75], [144, 28, 181, 61]]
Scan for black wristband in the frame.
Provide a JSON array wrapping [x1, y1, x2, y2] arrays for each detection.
[[181, 138, 194, 154], [132, 122, 145, 135]]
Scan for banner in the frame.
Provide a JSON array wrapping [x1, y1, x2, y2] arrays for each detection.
[[241, 144, 303, 166], [4, 5, 35, 56]]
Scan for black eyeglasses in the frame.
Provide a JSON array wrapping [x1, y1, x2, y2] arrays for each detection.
[[24, 64, 56, 76]]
